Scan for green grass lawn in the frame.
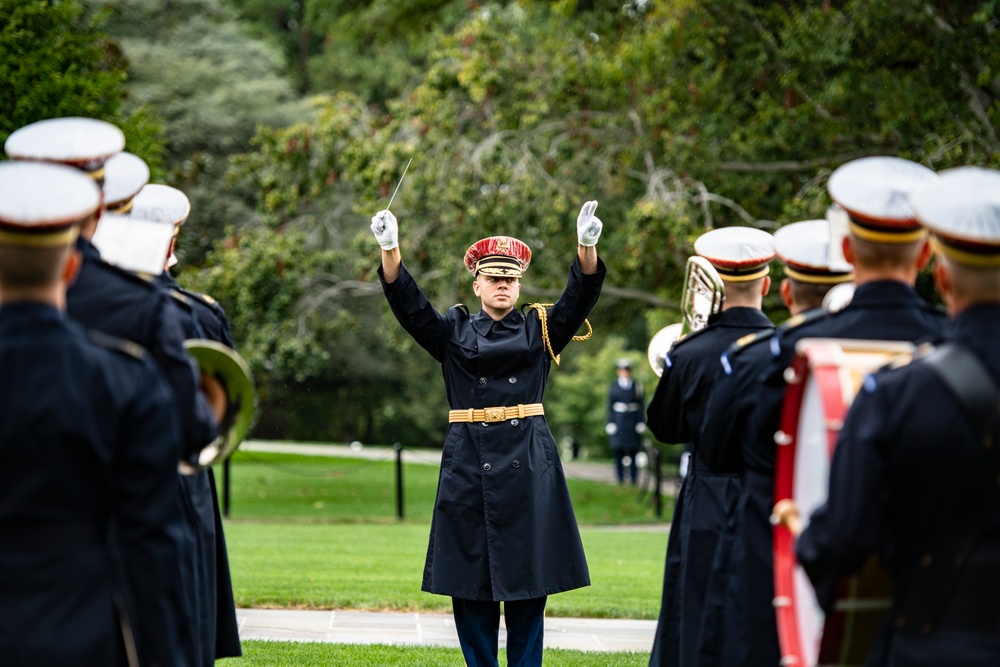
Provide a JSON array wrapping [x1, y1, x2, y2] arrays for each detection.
[[221, 641, 649, 666], [225, 522, 665, 619], [219, 448, 668, 621], [223, 450, 672, 525]]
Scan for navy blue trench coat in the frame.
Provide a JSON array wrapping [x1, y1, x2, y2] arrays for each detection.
[[379, 258, 605, 601], [645, 306, 774, 667], [0, 303, 188, 667], [155, 271, 243, 662]]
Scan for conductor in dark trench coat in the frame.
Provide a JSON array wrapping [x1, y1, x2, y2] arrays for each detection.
[[372, 201, 606, 667]]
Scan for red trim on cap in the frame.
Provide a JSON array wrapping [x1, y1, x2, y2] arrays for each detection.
[[464, 236, 532, 274]]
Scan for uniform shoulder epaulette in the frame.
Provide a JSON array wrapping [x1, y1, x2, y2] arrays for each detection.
[[98, 259, 157, 290], [725, 328, 776, 359], [668, 324, 712, 351], [450, 303, 470, 317], [719, 328, 775, 375], [776, 307, 829, 335], [86, 329, 147, 361], [176, 286, 222, 311], [767, 307, 831, 358], [166, 288, 196, 312]]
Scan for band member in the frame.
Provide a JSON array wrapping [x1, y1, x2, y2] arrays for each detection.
[[121, 183, 242, 662], [5, 118, 225, 667], [697, 219, 854, 667], [646, 226, 776, 667], [719, 156, 946, 667], [784, 167, 1000, 665], [606, 358, 646, 485], [371, 201, 605, 667], [0, 161, 187, 666], [4, 116, 221, 465]]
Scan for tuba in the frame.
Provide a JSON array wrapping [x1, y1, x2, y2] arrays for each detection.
[[184, 339, 256, 468], [647, 256, 726, 376]]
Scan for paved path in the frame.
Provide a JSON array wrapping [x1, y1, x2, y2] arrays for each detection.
[[241, 440, 678, 497], [237, 608, 656, 652]]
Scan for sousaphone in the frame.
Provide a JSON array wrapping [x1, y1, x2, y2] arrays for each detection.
[[184, 339, 256, 467], [647, 256, 726, 376]]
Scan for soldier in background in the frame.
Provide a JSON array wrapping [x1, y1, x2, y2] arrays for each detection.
[[606, 358, 646, 485], [0, 161, 187, 666]]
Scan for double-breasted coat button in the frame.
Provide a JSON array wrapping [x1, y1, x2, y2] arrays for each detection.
[[478, 377, 487, 385], [508, 377, 517, 383], [510, 419, 519, 426], [482, 463, 491, 471], [512, 460, 520, 468]]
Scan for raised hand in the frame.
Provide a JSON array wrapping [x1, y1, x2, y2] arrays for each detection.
[[577, 200, 602, 247], [371, 209, 399, 250]]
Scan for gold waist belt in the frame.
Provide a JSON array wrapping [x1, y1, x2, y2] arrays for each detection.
[[448, 403, 545, 423]]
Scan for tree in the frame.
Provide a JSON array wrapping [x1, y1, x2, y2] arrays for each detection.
[[224, 0, 998, 444], [0, 0, 164, 167]]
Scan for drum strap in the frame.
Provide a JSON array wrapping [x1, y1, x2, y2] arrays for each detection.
[[897, 343, 1000, 634]]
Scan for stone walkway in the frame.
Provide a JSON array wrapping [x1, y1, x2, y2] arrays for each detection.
[[237, 608, 656, 652]]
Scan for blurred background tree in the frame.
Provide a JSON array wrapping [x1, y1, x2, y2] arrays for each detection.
[[4, 0, 997, 449]]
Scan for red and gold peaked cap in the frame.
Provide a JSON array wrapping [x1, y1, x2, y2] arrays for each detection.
[[464, 236, 532, 277]]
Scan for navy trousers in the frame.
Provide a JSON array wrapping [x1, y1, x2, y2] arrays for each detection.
[[452, 597, 546, 667]]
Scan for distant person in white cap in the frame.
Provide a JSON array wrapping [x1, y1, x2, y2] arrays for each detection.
[[697, 218, 854, 667], [606, 358, 646, 485], [646, 225, 776, 667], [781, 167, 1000, 666], [0, 162, 187, 666]]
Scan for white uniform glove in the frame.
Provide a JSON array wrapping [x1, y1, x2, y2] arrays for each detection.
[[605, 423, 618, 436], [371, 209, 399, 250], [577, 200, 602, 247], [635, 422, 647, 435]]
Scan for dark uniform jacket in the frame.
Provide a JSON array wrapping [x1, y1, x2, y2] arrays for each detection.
[[698, 282, 944, 667], [67, 238, 220, 666], [379, 258, 605, 601], [798, 304, 1000, 666], [154, 271, 242, 661], [607, 378, 645, 451], [157, 272, 234, 347], [0, 303, 187, 667], [67, 237, 218, 461], [645, 306, 774, 667]]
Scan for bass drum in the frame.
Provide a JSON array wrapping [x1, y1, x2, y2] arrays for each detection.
[[772, 338, 915, 667]]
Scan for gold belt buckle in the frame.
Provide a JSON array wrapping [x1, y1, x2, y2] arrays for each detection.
[[483, 406, 507, 422]]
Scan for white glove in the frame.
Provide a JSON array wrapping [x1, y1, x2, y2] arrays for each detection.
[[605, 423, 618, 436], [635, 422, 647, 435], [577, 200, 602, 247], [371, 209, 399, 250]]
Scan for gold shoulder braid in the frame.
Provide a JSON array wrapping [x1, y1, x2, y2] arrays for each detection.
[[525, 303, 593, 365]]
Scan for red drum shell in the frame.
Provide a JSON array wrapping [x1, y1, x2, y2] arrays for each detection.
[[773, 339, 914, 667]]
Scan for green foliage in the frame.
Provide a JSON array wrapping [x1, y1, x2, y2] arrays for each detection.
[[39, 0, 995, 444], [0, 0, 164, 164], [82, 0, 315, 262]]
